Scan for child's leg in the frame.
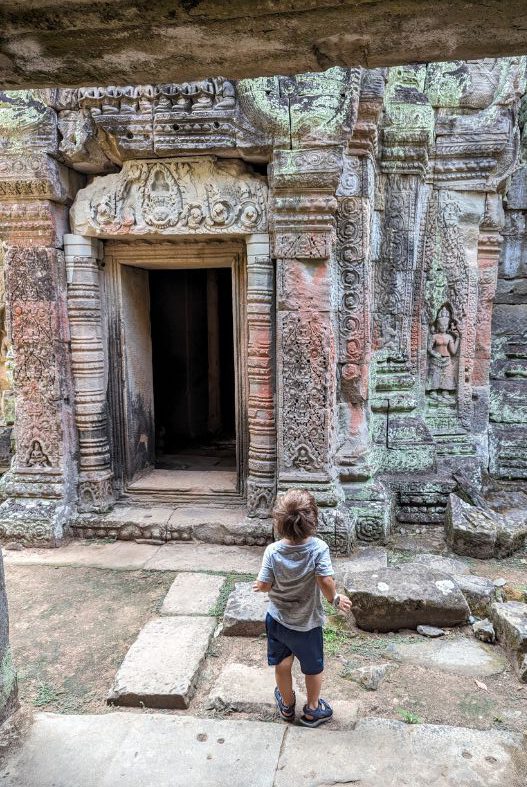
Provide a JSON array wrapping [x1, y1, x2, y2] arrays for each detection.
[[304, 672, 323, 715], [275, 654, 295, 705]]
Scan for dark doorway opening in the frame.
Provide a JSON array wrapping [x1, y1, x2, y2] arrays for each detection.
[[149, 267, 236, 472]]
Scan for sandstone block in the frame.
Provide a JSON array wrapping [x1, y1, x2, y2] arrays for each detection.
[[208, 663, 299, 713], [160, 572, 225, 615], [222, 582, 268, 637], [452, 574, 498, 616], [107, 616, 215, 708], [386, 636, 507, 677], [489, 601, 527, 681], [445, 493, 527, 559], [410, 553, 470, 576], [344, 567, 470, 632], [341, 662, 396, 691], [473, 618, 496, 644], [334, 547, 388, 585]]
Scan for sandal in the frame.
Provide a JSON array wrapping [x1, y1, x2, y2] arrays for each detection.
[[274, 686, 296, 722], [299, 699, 333, 728]]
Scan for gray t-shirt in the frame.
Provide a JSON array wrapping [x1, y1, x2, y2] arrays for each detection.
[[257, 536, 334, 632]]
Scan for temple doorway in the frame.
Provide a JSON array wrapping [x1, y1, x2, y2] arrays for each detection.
[[149, 267, 236, 476], [104, 241, 247, 504]]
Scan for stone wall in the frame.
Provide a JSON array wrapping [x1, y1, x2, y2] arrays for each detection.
[[0, 58, 525, 548]]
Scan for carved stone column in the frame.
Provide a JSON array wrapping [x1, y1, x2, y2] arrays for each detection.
[[246, 233, 276, 518], [0, 91, 79, 543], [271, 148, 353, 553], [64, 234, 114, 512]]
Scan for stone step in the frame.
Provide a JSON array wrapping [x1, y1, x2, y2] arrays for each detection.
[[2, 712, 524, 787], [107, 616, 216, 709], [489, 600, 527, 682], [160, 572, 225, 616]]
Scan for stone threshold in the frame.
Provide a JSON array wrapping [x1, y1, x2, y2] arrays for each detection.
[[1, 712, 524, 786], [70, 503, 272, 547]]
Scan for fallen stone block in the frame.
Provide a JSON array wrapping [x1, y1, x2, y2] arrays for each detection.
[[489, 601, 527, 681], [208, 663, 299, 713], [452, 574, 498, 617], [107, 616, 216, 709], [334, 547, 388, 585], [160, 572, 225, 615], [410, 552, 470, 576], [222, 582, 268, 637], [446, 493, 527, 559], [386, 636, 507, 677], [341, 662, 396, 691], [344, 567, 470, 632], [473, 618, 496, 644]]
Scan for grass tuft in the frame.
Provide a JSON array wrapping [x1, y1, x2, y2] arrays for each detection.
[[208, 573, 257, 617]]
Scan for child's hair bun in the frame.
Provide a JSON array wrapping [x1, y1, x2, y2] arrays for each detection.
[[273, 489, 318, 543]]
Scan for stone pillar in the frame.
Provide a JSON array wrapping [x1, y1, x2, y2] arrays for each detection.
[[0, 549, 17, 724], [64, 234, 114, 512], [271, 148, 353, 553], [246, 234, 276, 519], [0, 92, 79, 544]]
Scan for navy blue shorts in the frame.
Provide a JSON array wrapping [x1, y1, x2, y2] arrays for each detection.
[[265, 613, 324, 675]]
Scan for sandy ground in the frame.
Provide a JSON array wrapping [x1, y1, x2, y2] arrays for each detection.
[[5, 558, 526, 733]]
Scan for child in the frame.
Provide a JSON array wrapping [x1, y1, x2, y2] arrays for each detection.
[[253, 489, 352, 727]]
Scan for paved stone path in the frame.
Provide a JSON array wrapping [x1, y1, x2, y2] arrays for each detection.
[[1, 712, 525, 786], [160, 572, 225, 615]]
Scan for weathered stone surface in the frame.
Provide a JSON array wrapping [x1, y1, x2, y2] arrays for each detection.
[[223, 582, 268, 637], [341, 662, 397, 691], [334, 547, 388, 584], [452, 574, 498, 617], [411, 553, 470, 576], [473, 618, 496, 644], [107, 616, 215, 709], [207, 663, 299, 713], [0, 712, 285, 787], [0, 549, 17, 724], [345, 568, 470, 632], [489, 601, 527, 680], [275, 719, 526, 787], [160, 573, 225, 616], [417, 625, 445, 638], [446, 494, 527, 559], [386, 636, 507, 677]]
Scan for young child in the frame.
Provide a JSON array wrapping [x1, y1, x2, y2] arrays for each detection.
[[253, 489, 352, 727]]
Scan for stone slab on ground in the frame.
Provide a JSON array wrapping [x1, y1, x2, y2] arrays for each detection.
[[0, 712, 285, 787], [410, 552, 471, 575], [208, 663, 299, 713], [2, 541, 161, 570], [386, 636, 507, 677], [334, 546, 388, 584], [446, 494, 527, 559], [345, 567, 470, 632], [107, 616, 215, 709], [160, 572, 225, 615], [223, 582, 268, 636], [274, 718, 526, 787], [143, 542, 264, 574]]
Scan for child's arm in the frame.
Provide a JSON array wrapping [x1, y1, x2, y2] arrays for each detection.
[[316, 574, 352, 612], [253, 545, 274, 593]]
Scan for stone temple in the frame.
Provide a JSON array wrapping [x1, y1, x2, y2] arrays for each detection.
[[0, 58, 526, 553]]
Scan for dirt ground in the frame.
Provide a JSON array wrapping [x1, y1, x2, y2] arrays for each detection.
[[5, 565, 176, 714], [5, 555, 527, 734]]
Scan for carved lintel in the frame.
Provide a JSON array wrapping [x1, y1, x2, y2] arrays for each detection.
[[273, 232, 332, 260]]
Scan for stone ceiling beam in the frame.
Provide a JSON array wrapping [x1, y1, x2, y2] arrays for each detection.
[[0, 1, 527, 88]]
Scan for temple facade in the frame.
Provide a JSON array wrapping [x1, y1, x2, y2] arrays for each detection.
[[0, 58, 525, 551]]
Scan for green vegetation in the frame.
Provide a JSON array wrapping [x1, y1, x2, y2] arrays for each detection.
[[398, 708, 422, 725], [208, 573, 257, 617]]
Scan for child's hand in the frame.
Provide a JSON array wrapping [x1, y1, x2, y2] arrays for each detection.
[[252, 580, 260, 592], [337, 595, 352, 613]]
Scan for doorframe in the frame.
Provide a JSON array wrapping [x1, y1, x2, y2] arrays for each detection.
[[104, 239, 248, 503]]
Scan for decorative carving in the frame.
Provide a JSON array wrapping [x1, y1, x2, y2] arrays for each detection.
[[426, 304, 461, 403], [70, 157, 268, 238], [279, 313, 332, 474]]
